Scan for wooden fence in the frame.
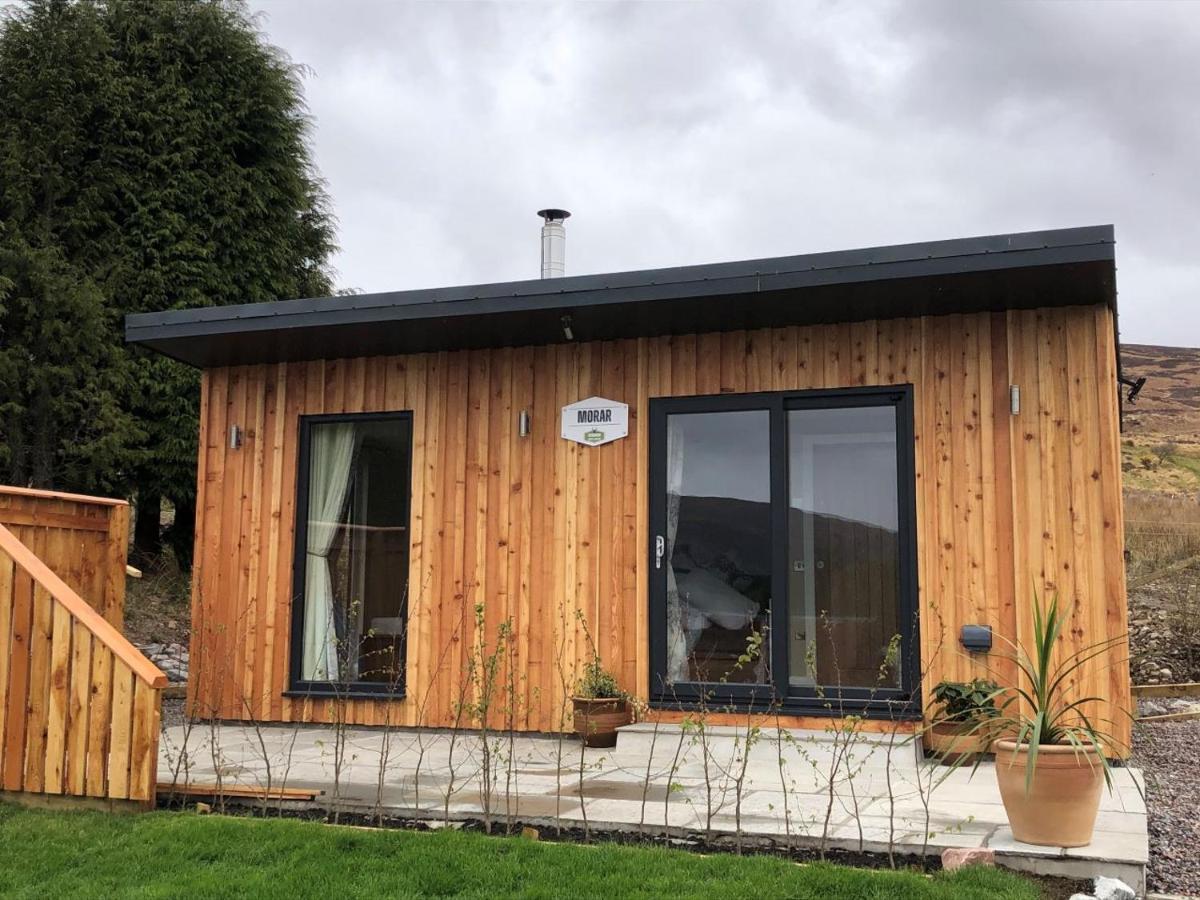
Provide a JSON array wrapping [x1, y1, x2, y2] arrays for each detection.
[[0, 522, 165, 806], [0, 486, 130, 628]]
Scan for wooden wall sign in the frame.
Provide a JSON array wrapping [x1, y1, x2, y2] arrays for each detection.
[[560, 396, 629, 446]]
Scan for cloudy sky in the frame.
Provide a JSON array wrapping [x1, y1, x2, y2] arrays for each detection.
[[248, 0, 1199, 347]]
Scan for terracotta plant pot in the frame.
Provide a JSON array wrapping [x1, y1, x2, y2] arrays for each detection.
[[993, 739, 1105, 847], [571, 697, 631, 748], [925, 720, 990, 766]]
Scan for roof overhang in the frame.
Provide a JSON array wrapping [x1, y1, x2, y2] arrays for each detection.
[[126, 225, 1117, 369]]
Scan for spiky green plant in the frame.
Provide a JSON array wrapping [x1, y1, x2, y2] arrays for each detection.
[[990, 591, 1127, 794]]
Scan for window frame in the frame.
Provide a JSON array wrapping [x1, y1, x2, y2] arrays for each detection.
[[287, 410, 414, 699], [647, 386, 920, 719]]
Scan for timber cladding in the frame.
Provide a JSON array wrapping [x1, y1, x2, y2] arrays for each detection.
[[188, 304, 1131, 750], [0, 524, 164, 805], [0, 487, 129, 628]]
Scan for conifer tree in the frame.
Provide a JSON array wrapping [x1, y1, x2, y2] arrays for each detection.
[[0, 0, 336, 565]]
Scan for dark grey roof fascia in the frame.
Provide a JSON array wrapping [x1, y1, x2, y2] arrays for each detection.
[[126, 225, 1116, 367]]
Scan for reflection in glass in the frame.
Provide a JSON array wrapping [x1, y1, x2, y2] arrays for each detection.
[[788, 406, 900, 688], [301, 417, 410, 685], [665, 410, 771, 685]]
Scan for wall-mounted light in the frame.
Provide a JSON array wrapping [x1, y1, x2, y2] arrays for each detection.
[[229, 424, 243, 450], [1118, 373, 1146, 404], [1009, 384, 1020, 415], [518, 409, 531, 437], [960, 624, 993, 653], [560, 314, 574, 341]]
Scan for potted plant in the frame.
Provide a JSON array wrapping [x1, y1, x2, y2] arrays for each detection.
[[572, 656, 631, 748], [989, 592, 1126, 847], [925, 678, 1000, 766]]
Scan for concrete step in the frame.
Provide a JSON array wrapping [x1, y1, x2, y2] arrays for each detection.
[[614, 722, 923, 768], [616, 721, 919, 749]]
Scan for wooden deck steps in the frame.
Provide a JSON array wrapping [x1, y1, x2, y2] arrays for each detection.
[[0, 490, 165, 809]]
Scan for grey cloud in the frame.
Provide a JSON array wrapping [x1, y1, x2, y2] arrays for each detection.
[[250, 0, 1200, 345]]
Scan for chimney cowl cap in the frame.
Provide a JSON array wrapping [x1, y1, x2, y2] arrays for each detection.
[[537, 208, 571, 222]]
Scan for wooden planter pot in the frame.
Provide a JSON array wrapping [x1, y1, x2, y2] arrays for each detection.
[[925, 720, 991, 766], [571, 697, 632, 748], [993, 739, 1105, 847]]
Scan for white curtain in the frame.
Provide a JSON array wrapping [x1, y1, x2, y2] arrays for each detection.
[[665, 417, 688, 683], [302, 423, 357, 681]]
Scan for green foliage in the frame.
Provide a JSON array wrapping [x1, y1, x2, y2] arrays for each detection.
[[576, 655, 622, 700], [573, 607, 623, 699], [731, 628, 763, 675], [992, 592, 1125, 792], [930, 679, 1000, 725], [462, 602, 513, 722], [0, 803, 1042, 899], [0, 233, 132, 490], [0, 0, 335, 551]]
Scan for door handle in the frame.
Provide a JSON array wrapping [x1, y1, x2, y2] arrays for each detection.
[[655, 535, 665, 570]]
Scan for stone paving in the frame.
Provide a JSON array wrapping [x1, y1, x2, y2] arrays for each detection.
[[159, 721, 1148, 893]]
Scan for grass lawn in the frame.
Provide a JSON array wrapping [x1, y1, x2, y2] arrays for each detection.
[[0, 803, 1040, 899]]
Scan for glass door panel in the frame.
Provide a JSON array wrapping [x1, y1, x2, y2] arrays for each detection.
[[787, 405, 901, 689], [664, 409, 772, 686]]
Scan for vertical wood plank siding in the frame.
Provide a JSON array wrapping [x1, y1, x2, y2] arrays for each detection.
[[0, 488, 130, 628], [188, 305, 1131, 750], [0, 525, 165, 804]]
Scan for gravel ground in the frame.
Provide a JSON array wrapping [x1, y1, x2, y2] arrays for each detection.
[[1134, 720, 1200, 897], [161, 696, 187, 729]]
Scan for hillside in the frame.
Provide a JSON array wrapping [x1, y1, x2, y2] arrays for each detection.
[[1120, 344, 1200, 495], [1117, 344, 1200, 692], [1122, 344, 1200, 439]]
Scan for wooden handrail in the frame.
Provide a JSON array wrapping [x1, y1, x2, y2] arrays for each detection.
[[0, 523, 166, 688], [0, 485, 129, 508]]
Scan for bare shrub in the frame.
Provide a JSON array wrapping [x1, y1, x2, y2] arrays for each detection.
[[463, 602, 513, 833], [372, 615, 409, 825], [412, 594, 468, 814], [1152, 441, 1179, 466], [325, 598, 365, 825]]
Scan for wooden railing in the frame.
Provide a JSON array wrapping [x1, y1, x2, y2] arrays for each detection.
[[0, 523, 165, 806], [0, 486, 130, 628]]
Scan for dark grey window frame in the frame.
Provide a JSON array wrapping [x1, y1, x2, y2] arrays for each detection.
[[287, 410, 414, 700], [647, 386, 921, 720]]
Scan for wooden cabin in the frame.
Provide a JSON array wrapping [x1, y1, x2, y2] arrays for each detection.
[[126, 225, 1132, 747]]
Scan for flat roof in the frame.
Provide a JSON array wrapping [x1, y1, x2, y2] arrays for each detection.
[[126, 224, 1116, 368]]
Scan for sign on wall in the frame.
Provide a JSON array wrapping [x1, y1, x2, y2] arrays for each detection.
[[560, 396, 629, 447]]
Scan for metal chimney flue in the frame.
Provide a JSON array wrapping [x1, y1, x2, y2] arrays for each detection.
[[537, 208, 570, 279]]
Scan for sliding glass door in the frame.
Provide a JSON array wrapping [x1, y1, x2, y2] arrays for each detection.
[[649, 388, 916, 715], [787, 405, 902, 691], [661, 405, 776, 698]]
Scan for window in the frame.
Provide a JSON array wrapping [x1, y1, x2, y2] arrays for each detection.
[[649, 388, 917, 716], [290, 412, 412, 695]]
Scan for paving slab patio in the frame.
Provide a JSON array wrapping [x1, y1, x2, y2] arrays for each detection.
[[158, 720, 1148, 893]]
